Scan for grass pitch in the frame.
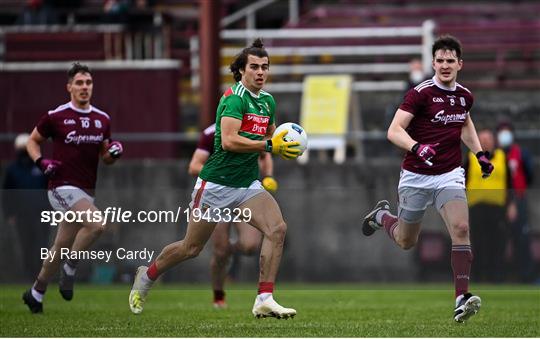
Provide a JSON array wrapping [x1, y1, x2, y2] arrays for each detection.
[[1, 283, 539, 337]]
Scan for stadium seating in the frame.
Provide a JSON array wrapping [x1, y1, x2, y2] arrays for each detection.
[[280, 1, 540, 88], [1, 0, 539, 145]]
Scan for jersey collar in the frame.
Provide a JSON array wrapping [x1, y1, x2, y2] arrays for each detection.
[[239, 81, 261, 98], [432, 75, 456, 91], [69, 102, 92, 114]]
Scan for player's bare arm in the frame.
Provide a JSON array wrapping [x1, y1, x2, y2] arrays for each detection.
[[387, 109, 416, 152], [188, 149, 210, 177], [27, 128, 61, 175], [221, 117, 267, 153], [100, 140, 114, 164], [258, 123, 276, 168], [460, 115, 482, 154], [100, 140, 115, 165], [258, 152, 273, 177], [264, 123, 276, 140], [26, 128, 46, 162]]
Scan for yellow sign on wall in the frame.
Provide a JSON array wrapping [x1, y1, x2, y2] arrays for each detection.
[[300, 75, 352, 135]]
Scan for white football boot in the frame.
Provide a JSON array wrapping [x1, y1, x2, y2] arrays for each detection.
[[252, 295, 296, 319], [454, 292, 481, 323], [129, 266, 153, 315]]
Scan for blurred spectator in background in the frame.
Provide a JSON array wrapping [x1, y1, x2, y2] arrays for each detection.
[[386, 58, 431, 129], [102, 0, 153, 23], [407, 58, 429, 89], [134, 0, 153, 9], [17, 0, 58, 25], [103, 0, 130, 23], [465, 129, 512, 283], [2, 133, 49, 281], [497, 122, 535, 282]]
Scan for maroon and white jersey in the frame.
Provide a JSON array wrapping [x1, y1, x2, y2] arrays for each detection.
[[196, 123, 216, 154], [36, 102, 111, 194], [399, 77, 474, 175]]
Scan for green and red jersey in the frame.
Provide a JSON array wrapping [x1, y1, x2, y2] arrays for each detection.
[[199, 82, 275, 187]]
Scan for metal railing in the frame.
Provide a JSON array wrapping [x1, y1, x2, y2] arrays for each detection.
[[190, 20, 435, 92], [221, 0, 299, 29]]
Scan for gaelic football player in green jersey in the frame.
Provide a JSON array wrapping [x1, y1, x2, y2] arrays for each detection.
[[129, 39, 300, 319]]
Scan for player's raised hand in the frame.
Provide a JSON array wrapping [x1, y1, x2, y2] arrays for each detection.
[[262, 176, 278, 193], [411, 142, 439, 166], [35, 157, 62, 176], [107, 141, 124, 159], [266, 130, 301, 159], [476, 151, 494, 178]]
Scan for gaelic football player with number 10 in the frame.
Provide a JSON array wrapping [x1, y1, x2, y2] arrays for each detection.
[[22, 63, 123, 313]]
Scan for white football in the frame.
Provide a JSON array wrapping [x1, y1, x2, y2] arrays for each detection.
[[273, 122, 308, 155]]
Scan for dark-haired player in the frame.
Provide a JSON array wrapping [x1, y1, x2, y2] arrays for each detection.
[[362, 35, 493, 322], [189, 123, 277, 309], [22, 62, 123, 313], [129, 39, 299, 319]]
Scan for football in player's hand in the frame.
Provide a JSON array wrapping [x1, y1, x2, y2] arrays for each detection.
[[273, 122, 308, 155]]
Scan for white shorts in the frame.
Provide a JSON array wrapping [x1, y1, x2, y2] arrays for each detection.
[[48, 185, 94, 212], [398, 167, 467, 212], [190, 178, 265, 211], [398, 167, 466, 190]]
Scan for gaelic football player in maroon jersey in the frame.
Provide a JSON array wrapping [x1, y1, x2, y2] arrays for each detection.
[[362, 36, 494, 323], [22, 63, 123, 313]]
